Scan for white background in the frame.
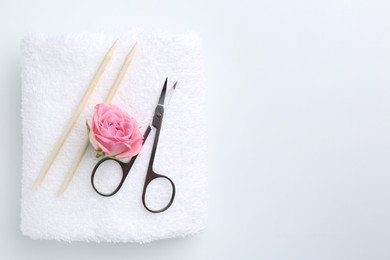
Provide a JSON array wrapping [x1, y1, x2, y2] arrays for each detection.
[[1, 0, 390, 259]]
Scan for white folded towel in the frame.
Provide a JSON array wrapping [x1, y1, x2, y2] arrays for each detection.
[[20, 32, 207, 243]]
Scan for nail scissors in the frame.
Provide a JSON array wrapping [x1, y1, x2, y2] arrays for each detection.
[[91, 78, 176, 213]]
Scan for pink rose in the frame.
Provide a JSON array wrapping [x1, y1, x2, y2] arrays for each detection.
[[87, 104, 143, 158]]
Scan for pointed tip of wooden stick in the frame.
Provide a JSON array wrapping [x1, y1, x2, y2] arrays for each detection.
[[56, 174, 71, 197], [128, 41, 138, 55], [106, 39, 119, 57], [32, 182, 39, 191], [56, 187, 65, 197], [32, 175, 44, 190]]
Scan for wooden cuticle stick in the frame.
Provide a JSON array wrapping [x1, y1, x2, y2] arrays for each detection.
[[57, 42, 139, 196], [32, 40, 118, 190]]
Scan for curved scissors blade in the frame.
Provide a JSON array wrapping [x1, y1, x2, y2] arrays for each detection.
[[158, 78, 168, 106], [158, 78, 177, 107]]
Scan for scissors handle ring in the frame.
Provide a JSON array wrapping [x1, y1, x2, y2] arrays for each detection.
[[91, 157, 128, 197], [142, 173, 176, 213]]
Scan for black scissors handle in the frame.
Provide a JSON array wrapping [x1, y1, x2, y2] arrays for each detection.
[[142, 170, 176, 213], [91, 127, 152, 197], [141, 103, 176, 213], [91, 157, 130, 197]]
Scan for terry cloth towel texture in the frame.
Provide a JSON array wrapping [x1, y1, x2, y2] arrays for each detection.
[[20, 32, 207, 243]]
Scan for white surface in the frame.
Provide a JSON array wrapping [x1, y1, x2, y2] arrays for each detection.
[[20, 32, 207, 243], [0, 0, 390, 259]]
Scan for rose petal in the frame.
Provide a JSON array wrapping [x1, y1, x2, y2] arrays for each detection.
[[87, 103, 144, 157], [116, 139, 143, 158], [88, 127, 99, 150]]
